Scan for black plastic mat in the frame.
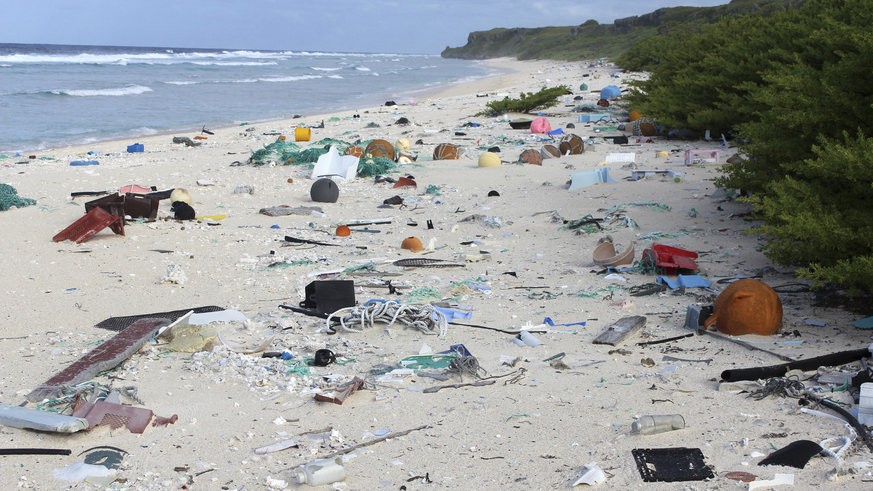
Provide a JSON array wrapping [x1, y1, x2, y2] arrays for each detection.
[[632, 447, 714, 482], [95, 305, 225, 331]]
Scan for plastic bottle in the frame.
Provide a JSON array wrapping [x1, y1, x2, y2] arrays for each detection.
[[631, 414, 685, 435], [293, 457, 346, 486]]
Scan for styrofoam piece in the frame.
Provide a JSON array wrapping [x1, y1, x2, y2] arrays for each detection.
[[605, 152, 636, 163], [747, 473, 794, 490], [573, 462, 607, 486]]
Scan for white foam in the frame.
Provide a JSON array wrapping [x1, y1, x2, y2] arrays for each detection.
[[53, 85, 153, 97]]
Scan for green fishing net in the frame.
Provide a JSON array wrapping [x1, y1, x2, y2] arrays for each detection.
[[357, 157, 398, 177], [247, 138, 353, 166], [0, 183, 36, 211]]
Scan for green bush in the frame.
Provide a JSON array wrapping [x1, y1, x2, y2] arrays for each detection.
[[478, 85, 571, 116], [618, 0, 873, 294]]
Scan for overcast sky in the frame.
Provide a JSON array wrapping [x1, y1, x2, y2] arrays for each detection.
[[1, 1, 729, 54]]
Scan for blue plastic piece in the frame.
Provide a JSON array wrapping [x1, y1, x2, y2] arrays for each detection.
[[70, 160, 99, 166], [126, 143, 144, 153], [543, 317, 586, 327], [656, 275, 712, 289], [432, 305, 472, 322]]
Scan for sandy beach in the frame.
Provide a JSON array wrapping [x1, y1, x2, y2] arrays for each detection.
[[2, 57, 872, 490]]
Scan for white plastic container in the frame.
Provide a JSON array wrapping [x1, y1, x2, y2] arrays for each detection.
[[858, 382, 873, 425], [293, 457, 346, 486]]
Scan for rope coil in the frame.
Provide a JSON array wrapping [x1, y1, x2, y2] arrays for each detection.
[[327, 300, 447, 336]]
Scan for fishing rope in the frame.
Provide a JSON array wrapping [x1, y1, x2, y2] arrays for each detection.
[[327, 300, 447, 336]]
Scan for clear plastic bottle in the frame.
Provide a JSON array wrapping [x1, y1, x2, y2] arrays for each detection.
[[631, 414, 685, 435], [293, 457, 347, 486]]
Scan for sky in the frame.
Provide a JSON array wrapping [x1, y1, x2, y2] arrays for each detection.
[[1, 0, 730, 54]]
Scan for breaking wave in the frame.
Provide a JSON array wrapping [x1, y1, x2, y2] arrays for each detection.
[[51, 85, 153, 97]]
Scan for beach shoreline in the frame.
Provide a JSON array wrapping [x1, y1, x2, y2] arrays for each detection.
[[2, 57, 872, 489]]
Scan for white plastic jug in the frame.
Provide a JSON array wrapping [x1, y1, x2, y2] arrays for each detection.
[[293, 457, 346, 486]]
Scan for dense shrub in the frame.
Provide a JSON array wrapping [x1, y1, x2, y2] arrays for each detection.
[[618, 0, 873, 294], [479, 85, 571, 116]]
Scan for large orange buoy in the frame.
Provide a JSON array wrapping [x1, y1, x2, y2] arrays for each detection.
[[558, 134, 584, 155], [433, 143, 460, 160], [704, 279, 783, 335], [365, 139, 395, 160], [629, 110, 642, 122], [519, 149, 542, 165]]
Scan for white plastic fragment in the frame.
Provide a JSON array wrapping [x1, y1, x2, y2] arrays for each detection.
[[52, 462, 116, 483], [254, 439, 298, 455], [0, 403, 89, 433], [513, 330, 543, 347], [748, 473, 794, 490], [572, 462, 606, 486]]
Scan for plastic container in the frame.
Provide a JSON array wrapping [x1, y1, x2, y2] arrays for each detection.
[[859, 382, 873, 425], [293, 458, 346, 486], [631, 414, 685, 435], [295, 127, 311, 142]]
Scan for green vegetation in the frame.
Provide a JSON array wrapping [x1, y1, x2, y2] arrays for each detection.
[[441, 0, 805, 61], [478, 85, 571, 116], [619, 0, 873, 293]]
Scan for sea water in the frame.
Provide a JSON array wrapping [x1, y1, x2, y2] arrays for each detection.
[[0, 43, 496, 152]]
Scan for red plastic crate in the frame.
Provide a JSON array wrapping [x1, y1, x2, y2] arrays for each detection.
[[53, 206, 121, 244]]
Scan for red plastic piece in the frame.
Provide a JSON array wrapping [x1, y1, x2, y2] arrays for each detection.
[[72, 400, 154, 434], [84, 193, 125, 235], [52, 206, 122, 243], [642, 243, 699, 275]]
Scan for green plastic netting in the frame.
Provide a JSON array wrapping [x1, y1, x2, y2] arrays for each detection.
[[357, 157, 398, 177], [0, 183, 36, 211], [247, 138, 353, 166]]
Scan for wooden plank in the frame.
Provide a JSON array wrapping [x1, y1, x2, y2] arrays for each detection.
[[592, 316, 646, 346]]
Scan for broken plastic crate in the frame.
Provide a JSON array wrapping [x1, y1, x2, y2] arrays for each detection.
[[641, 243, 698, 275], [53, 206, 123, 244], [84, 193, 125, 235]]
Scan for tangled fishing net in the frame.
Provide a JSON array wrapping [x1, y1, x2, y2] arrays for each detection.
[[356, 156, 398, 177], [247, 137, 353, 166], [0, 183, 36, 211], [327, 300, 447, 336]]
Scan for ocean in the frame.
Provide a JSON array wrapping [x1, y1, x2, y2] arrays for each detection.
[[0, 43, 496, 153]]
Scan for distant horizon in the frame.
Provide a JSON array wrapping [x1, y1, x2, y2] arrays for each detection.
[[0, 42, 440, 58]]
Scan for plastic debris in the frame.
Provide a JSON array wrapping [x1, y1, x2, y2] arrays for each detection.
[[572, 462, 607, 486]]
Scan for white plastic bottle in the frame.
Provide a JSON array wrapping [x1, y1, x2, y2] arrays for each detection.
[[293, 457, 347, 486]]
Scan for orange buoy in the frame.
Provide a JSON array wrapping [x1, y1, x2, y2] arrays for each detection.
[[335, 225, 351, 237], [365, 139, 395, 160], [704, 279, 783, 336], [393, 176, 417, 189], [433, 143, 460, 160], [519, 149, 543, 165], [400, 236, 424, 253], [344, 146, 364, 158]]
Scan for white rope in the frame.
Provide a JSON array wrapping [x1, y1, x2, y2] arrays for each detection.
[[325, 300, 447, 336], [800, 407, 856, 470]]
